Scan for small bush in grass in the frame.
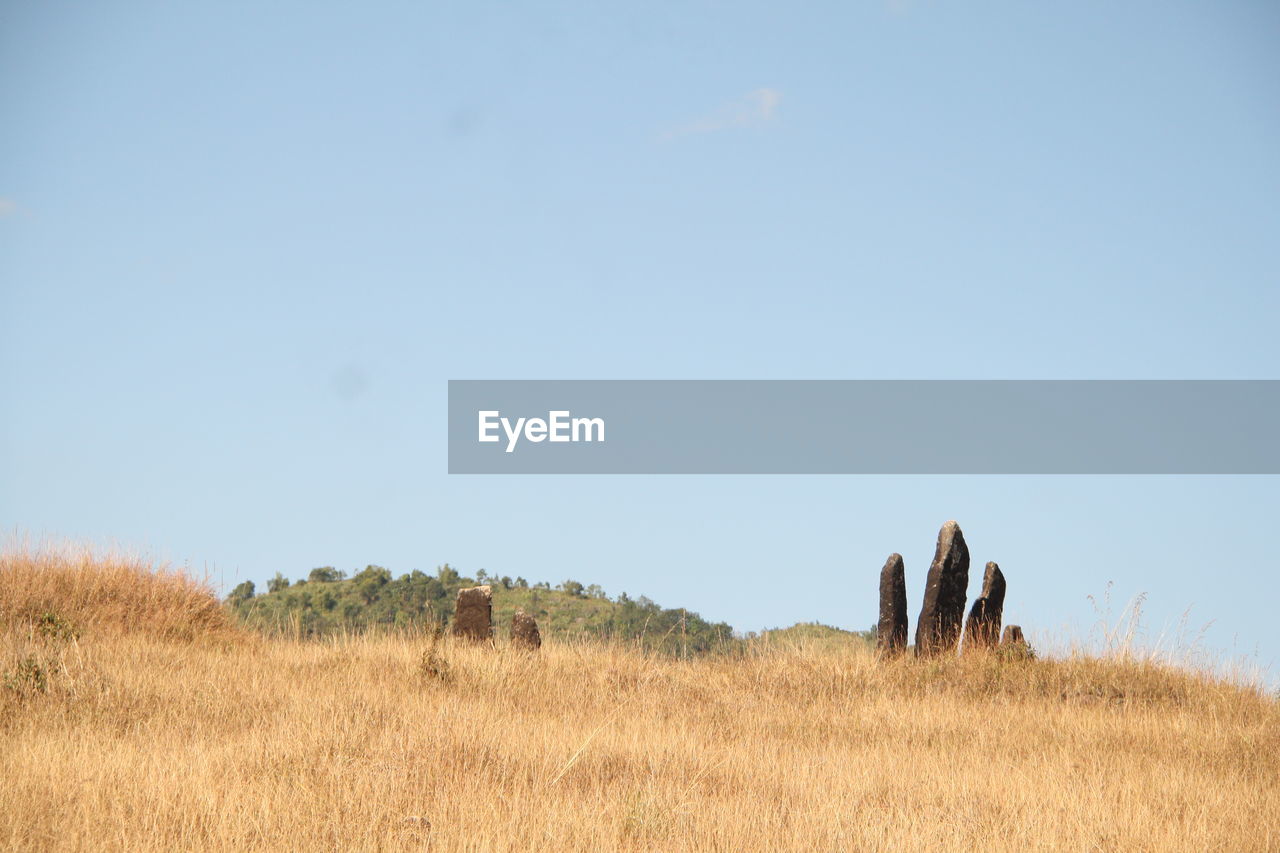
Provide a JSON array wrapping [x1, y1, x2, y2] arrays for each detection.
[[418, 632, 452, 684], [35, 612, 79, 642], [2, 656, 47, 695], [998, 640, 1037, 662]]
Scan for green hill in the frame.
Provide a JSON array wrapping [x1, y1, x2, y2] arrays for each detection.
[[752, 621, 876, 650], [225, 564, 737, 655]]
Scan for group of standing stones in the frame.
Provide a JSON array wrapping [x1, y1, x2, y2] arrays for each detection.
[[450, 522, 1021, 659], [876, 520, 1026, 657], [449, 584, 542, 650]]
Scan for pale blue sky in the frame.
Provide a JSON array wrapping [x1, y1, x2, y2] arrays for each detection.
[[2, 2, 1278, 675]]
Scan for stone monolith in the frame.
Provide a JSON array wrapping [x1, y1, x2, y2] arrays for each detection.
[[876, 553, 908, 654], [1001, 625, 1025, 646], [962, 561, 1006, 651], [452, 585, 493, 641], [511, 608, 541, 650], [914, 520, 970, 656]]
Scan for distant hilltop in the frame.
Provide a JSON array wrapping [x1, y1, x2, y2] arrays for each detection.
[[225, 565, 874, 654]]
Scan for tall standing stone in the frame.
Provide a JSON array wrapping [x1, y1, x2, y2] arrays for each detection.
[[876, 553, 908, 654], [452, 585, 493, 642], [511, 608, 541, 650], [962, 561, 1006, 651], [914, 520, 970, 656]]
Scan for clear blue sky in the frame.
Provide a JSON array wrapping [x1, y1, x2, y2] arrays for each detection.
[[2, 2, 1278, 676]]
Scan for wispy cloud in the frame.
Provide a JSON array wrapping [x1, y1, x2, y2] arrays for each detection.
[[0, 198, 17, 217], [660, 88, 782, 142]]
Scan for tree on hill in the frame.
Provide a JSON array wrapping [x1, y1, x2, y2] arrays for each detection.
[[229, 580, 255, 606], [558, 580, 585, 597], [308, 567, 345, 583]]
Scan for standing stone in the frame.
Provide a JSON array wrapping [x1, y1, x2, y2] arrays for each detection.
[[914, 520, 970, 656], [1001, 625, 1025, 646], [511, 608, 541, 650], [962, 561, 1007, 651], [876, 553, 908, 654], [452, 585, 493, 642]]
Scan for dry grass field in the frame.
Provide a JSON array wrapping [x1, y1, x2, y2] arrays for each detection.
[[2, 548, 1278, 851]]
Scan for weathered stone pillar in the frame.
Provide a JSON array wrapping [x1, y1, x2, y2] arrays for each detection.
[[451, 585, 493, 641], [511, 608, 541, 650], [1001, 625, 1025, 647], [914, 520, 970, 656], [876, 553, 908, 654], [962, 561, 1006, 651]]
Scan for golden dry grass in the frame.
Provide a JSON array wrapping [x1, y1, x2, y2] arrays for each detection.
[[2, 550, 1278, 851], [0, 545, 237, 642]]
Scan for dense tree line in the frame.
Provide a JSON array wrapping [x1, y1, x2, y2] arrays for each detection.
[[225, 565, 737, 653]]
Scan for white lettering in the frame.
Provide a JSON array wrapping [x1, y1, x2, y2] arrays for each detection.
[[549, 410, 571, 442], [572, 416, 605, 443], [502, 416, 526, 453], [478, 410, 605, 453], [478, 411, 500, 443]]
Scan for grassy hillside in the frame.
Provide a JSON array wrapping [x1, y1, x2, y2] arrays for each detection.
[[4, 549, 1278, 851], [0, 546, 237, 642], [753, 620, 876, 649]]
